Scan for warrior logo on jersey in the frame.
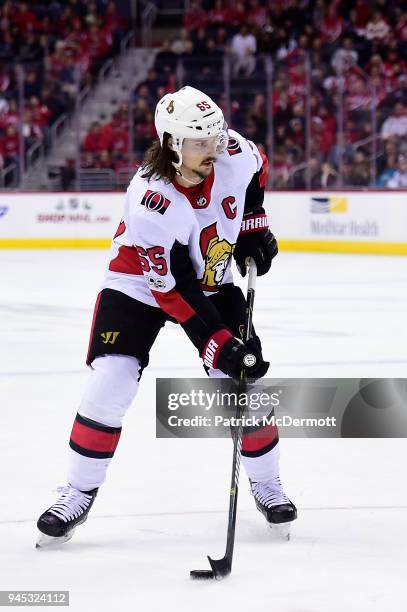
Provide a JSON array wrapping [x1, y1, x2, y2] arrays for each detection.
[[140, 190, 171, 215], [199, 222, 234, 290], [227, 137, 242, 156]]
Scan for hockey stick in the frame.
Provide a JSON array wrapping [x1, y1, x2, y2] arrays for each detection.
[[190, 257, 257, 581]]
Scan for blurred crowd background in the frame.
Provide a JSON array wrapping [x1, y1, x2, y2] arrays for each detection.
[[1, 0, 407, 190]]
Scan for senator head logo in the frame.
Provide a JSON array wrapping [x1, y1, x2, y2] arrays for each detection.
[[199, 222, 234, 290]]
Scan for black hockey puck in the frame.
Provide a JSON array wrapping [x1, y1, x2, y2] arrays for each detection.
[[190, 569, 215, 580]]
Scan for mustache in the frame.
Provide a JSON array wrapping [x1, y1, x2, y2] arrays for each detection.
[[202, 158, 216, 164]]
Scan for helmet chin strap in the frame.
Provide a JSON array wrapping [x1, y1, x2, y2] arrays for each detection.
[[176, 169, 205, 185]]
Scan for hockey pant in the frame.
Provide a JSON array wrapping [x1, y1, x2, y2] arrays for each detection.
[[67, 354, 279, 491]]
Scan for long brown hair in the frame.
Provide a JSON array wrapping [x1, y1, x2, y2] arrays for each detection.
[[140, 133, 179, 183]]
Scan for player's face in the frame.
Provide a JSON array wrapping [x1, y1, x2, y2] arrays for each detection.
[[181, 136, 220, 180]]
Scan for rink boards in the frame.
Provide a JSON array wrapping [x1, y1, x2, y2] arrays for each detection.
[[0, 190, 406, 254]]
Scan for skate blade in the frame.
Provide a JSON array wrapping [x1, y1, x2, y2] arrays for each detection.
[[268, 522, 292, 541], [36, 530, 75, 549]]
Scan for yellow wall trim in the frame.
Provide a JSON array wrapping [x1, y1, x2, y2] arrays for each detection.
[[278, 239, 407, 255], [1, 237, 407, 255], [0, 238, 111, 249]]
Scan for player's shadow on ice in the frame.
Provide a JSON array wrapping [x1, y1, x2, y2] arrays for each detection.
[[237, 512, 309, 545]]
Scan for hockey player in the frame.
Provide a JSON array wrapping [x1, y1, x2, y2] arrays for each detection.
[[37, 86, 296, 547]]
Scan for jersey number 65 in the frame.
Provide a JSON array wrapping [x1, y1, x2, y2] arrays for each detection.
[[136, 245, 168, 276]]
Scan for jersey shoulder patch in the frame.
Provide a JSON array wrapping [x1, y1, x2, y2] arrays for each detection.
[[140, 190, 171, 215], [226, 136, 242, 156]]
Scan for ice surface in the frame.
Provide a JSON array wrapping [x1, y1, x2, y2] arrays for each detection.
[[1, 250, 407, 611]]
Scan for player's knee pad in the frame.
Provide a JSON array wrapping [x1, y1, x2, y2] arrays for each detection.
[[78, 354, 141, 428]]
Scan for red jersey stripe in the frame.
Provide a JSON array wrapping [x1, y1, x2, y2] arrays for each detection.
[[109, 245, 144, 275], [258, 149, 269, 188], [86, 292, 101, 366], [151, 287, 196, 323]]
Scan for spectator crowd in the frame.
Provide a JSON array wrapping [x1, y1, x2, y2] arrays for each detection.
[[116, 0, 407, 189], [2, 0, 407, 189], [0, 0, 127, 184]]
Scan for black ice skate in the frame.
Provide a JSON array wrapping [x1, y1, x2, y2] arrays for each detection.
[[36, 485, 98, 548], [250, 477, 297, 539]]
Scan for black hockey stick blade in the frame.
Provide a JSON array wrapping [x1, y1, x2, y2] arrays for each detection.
[[208, 554, 231, 579], [190, 555, 230, 581]]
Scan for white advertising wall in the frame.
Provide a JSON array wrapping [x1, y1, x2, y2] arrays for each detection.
[[0, 191, 406, 254], [265, 191, 407, 255], [0, 193, 122, 247], [266, 191, 407, 255]]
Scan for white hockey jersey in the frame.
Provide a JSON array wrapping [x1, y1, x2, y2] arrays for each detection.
[[101, 129, 268, 324]]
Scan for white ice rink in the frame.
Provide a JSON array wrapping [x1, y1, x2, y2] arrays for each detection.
[[1, 250, 407, 611]]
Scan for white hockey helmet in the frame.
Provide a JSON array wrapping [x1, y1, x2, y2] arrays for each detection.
[[155, 85, 227, 169]]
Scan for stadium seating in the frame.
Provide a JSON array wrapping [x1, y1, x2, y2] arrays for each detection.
[[0, 0, 128, 186], [7, 0, 406, 190]]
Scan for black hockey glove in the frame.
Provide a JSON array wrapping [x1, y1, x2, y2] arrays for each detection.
[[234, 210, 278, 277], [201, 329, 269, 381]]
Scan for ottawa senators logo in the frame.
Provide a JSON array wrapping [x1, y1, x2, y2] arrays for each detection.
[[227, 137, 242, 156], [140, 190, 171, 215], [199, 223, 234, 290]]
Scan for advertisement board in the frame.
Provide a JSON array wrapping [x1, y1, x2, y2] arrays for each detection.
[[266, 191, 407, 255], [0, 193, 121, 247], [1, 191, 406, 254]]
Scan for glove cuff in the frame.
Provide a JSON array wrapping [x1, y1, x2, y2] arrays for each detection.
[[240, 212, 269, 235], [201, 328, 233, 369]]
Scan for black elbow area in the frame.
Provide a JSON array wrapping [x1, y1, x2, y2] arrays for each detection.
[[244, 170, 265, 213]]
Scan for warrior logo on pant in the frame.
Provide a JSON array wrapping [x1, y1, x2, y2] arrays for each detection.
[[101, 331, 120, 345]]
